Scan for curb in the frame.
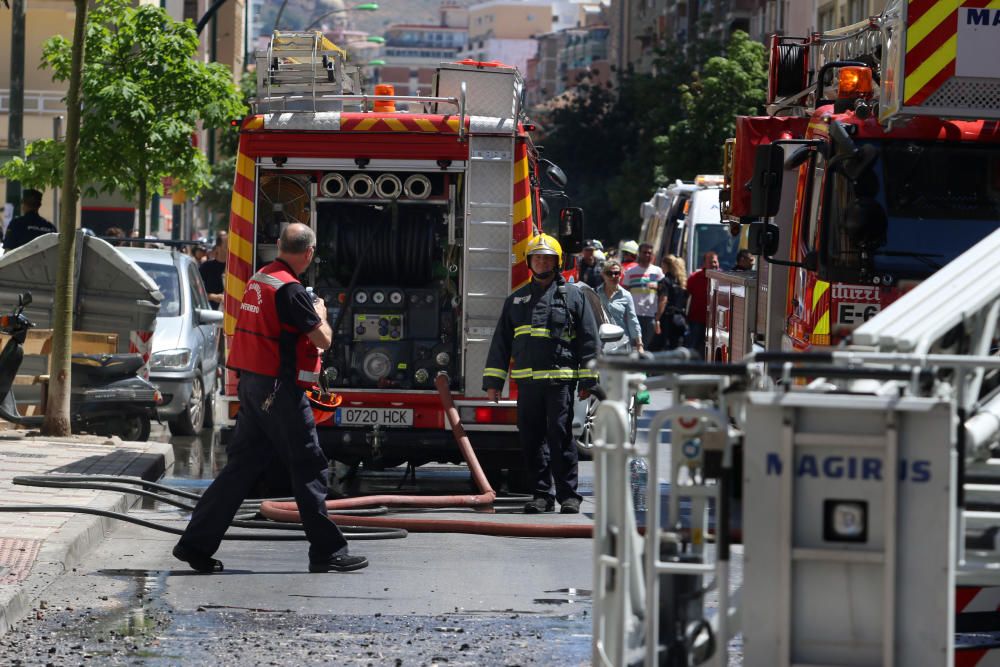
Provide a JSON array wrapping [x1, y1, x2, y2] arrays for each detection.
[[0, 440, 174, 637]]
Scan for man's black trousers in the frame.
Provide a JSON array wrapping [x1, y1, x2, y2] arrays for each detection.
[[177, 372, 348, 562], [516, 381, 583, 503]]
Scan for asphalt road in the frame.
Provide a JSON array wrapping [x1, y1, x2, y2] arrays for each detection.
[[1, 458, 595, 666], [2, 390, 746, 665]]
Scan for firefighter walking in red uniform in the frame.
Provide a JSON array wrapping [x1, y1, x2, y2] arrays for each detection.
[[173, 223, 368, 574], [483, 234, 599, 514]]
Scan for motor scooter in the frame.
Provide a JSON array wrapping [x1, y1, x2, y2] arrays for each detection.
[[0, 292, 160, 440]]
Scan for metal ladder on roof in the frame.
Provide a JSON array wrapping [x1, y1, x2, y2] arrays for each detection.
[[253, 31, 360, 113], [460, 134, 517, 398]]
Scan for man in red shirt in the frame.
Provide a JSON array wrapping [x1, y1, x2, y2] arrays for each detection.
[[685, 251, 719, 358]]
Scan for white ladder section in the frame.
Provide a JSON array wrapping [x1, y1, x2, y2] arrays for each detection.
[[254, 31, 358, 113], [461, 134, 516, 398]]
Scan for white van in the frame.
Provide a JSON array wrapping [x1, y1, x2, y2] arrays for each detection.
[[640, 176, 740, 272]]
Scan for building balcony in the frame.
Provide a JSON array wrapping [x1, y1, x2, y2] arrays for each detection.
[[0, 89, 67, 115]]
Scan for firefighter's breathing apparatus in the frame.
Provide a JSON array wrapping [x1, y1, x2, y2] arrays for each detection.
[[1, 372, 595, 540]]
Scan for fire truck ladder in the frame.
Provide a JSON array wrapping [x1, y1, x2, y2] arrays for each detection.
[[254, 31, 360, 113], [851, 225, 1000, 584], [460, 131, 517, 397]]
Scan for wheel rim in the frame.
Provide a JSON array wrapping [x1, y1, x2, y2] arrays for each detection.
[[188, 377, 204, 428], [577, 396, 599, 451]]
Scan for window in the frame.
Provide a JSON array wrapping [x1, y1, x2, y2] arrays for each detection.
[[847, 0, 867, 23], [138, 262, 181, 317], [188, 263, 210, 311], [818, 4, 837, 31]]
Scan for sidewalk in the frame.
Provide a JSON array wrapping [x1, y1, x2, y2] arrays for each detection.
[[0, 431, 173, 636]]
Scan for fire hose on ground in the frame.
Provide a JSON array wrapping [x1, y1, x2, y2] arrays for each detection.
[[259, 373, 593, 538], [0, 374, 594, 540]]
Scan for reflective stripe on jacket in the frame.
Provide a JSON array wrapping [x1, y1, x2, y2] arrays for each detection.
[[482, 277, 599, 390], [227, 261, 321, 389]]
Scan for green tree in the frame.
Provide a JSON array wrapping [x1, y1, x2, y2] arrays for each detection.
[[42, 0, 88, 437], [656, 30, 767, 179], [199, 71, 256, 229], [0, 0, 246, 236], [535, 37, 720, 245]]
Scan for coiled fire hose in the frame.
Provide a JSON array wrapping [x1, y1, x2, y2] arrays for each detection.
[[259, 373, 594, 538]]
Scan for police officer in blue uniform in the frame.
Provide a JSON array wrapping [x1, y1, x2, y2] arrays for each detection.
[[3, 189, 56, 251], [484, 233, 599, 514]]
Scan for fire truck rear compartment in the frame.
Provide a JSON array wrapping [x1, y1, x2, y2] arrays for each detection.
[[309, 181, 461, 393]]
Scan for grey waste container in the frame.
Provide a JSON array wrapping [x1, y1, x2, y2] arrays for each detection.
[[0, 230, 162, 355]]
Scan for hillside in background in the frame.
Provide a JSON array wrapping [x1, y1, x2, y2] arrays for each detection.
[[258, 0, 447, 39]]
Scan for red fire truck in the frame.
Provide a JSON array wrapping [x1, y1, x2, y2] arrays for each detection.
[[222, 32, 578, 482], [707, 2, 1000, 362]]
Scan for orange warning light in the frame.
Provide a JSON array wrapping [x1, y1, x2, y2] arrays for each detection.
[[837, 66, 873, 99]]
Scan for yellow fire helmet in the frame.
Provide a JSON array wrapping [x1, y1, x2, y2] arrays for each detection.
[[525, 233, 563, 268]]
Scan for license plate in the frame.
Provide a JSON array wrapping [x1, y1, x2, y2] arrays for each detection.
[[335, 407, 413, 427]]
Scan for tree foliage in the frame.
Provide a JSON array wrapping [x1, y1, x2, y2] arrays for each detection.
[[657, 31, 768, 180], [536, 30, 765, 246], [0, 0, 246, 235]]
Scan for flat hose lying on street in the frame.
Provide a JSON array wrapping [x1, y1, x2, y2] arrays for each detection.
[[260, 373, 594, 538], [4, 475, 407, 540]]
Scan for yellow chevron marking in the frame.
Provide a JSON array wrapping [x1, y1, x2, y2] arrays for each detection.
[[908, 0, 958, 52], [446, 118, 460, 132], [384, 118, 407, 132], [414, 118, 437, 132], [355, 117, 379, 131], [812, 280, 829, 310], [231, 192, 253, 228], [236, 152, 255, 181], [813, 309, 830, 336], [230, 228, 254, 264], [905, 33, 956, 97]]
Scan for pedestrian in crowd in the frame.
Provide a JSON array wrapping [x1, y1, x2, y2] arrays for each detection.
[[576, 239, 604, 289], [597, 259, 642, 353], [3, 189, 57, 252], [200, 230, 228, 310], [685, 251, 719, 357], [484, 233, 599, 515], [734, 248, 754, 271], [619, 240, 639, 272], [104, 227, 126, 246], [192, 241, 209, 264], [173, 222, 368, 574], [654, 255, 689, 350], [623, 242, 665, 350]]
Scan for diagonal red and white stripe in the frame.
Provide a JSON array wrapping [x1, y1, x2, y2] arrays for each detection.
[[128, 330, 154, 380]]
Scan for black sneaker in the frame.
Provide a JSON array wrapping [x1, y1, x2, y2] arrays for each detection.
[[172, 544, 224, 573], [309, 554, 369, 573], [524, 496, 554, 514], [560, 498, 581, 514]]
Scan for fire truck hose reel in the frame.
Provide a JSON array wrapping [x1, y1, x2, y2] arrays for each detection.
[[259, 373, 594, 538]]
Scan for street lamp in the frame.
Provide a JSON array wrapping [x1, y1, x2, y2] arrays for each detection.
[[302, 3, 378, 32]]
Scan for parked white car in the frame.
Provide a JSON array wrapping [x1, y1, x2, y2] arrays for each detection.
[[118, 247, 223, 435]]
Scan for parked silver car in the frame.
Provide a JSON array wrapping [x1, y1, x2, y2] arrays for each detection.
[[118, 247, 223, 435]]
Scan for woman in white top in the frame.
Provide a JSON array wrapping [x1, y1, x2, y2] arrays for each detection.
[[596, 259, 643, 353]]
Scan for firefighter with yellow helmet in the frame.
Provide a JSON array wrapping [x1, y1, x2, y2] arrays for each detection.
[[483, 233, 599, 514]]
